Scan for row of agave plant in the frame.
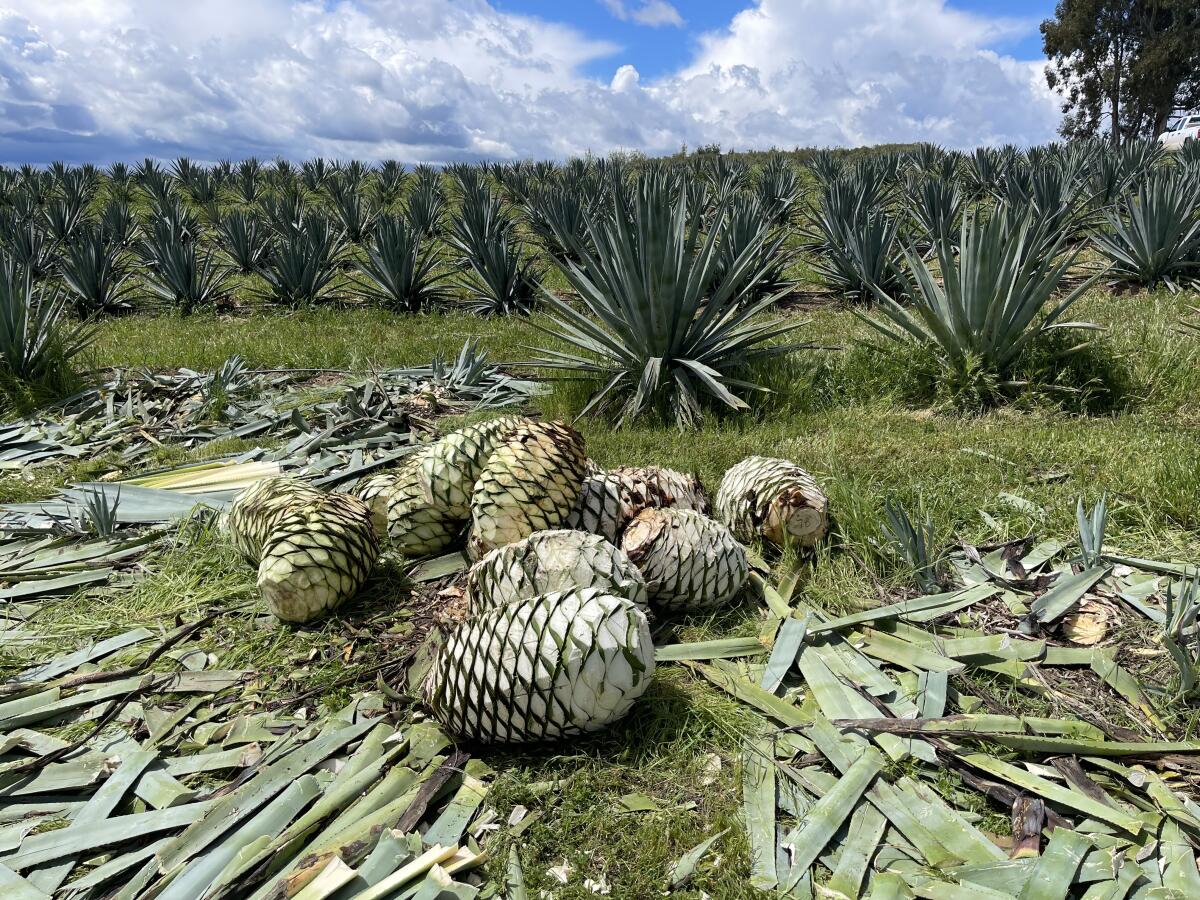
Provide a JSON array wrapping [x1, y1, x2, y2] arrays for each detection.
[[0, 153, 796, 319], [807, 136, 1200, 300], [1, 137, 1200, 418]]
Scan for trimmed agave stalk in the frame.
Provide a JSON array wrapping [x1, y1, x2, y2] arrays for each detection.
[[423, 587, 654, 743], [566, 464, 707, 543], [620, 508, 749, 613], [715, 456, 829, 548], [223, 476, 324, 564], [385, 449, 464, 558], [468, 420, 587, 557], [466, 530, 648, 613], [418, 416, 526, 519], [257, 493, 379, 623]]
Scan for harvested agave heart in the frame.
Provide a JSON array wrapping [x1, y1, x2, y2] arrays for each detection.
[[223, 476, 324, 564], [621, 507, 749, 613], [417, 415, 526, 519], [466, 529, 648, 613], [385, 447, 464, 557], [715, 455, 828, 548], [423, 586, 654, 743], [468, 419, 587, 557], [257, 493, 379, 623], [350, 471, 399, 540], [566, 464, 707, 543]]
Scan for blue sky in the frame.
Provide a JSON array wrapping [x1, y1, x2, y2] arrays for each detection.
[[0, 1, 1065, 165], [496, 0, 1054, 78]]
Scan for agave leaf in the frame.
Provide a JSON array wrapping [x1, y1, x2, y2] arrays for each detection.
[[505, 846, 528, 900], [13, 627, 152, 683], [760, 614, 808, 692], [655, 636, 765, 662], [1027, 564, 1111, 627], [687, 661, 812, 733], [780, 750, 883, 889], [668, 828, 728, 890], [811, 584, 998, 633], [1016, 827, 1091, 900], [961, 754, 1141, 834], [743, 741, 778, 891]]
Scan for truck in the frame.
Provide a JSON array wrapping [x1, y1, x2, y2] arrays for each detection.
[[1158, 113, 1200, 150]]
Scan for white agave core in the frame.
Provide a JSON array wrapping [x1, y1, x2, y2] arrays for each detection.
[[436, 588, 653, 739]]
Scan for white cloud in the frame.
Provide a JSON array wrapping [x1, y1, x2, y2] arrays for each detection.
[[0, 0, 1061, 165], [601, 0, 685, 28]]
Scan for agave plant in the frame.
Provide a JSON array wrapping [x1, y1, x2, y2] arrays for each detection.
[[522, 184, 595, 261], [256, 213, 345, 307], [147, 195, 202, 245], [904, 175, 964, 250], [1, 220, 55, 280], [325, 175, 376, 244], [99, 199, 138, 249], [961, 146, 1008, 198], [0, 257, 95, 382], [42, 195, 88, 246], [404, 173, 447, 237], [216, 211, 270, 274], [806, 181, 904, 300], [1092, 169, 1200, 292], [880, 498, 942, 594], [756, 155, 800, 228], [353, 214, 447, 311], [861, 210, 1102, 405], [59, 227, 136, 316], [1076, 494, 1107, 568], [371, 160, 407, 206], [301, 158, 332, 193], [136, 161, 176, 208], [257, 189, 307, 238], [712, 193, 793, 301], [449, 190, 538, 315], [234, 158, 262, 204], [141, 227, 232, 314], [1164, 568, 1200, 702], [182, 168, 220, 205], [535, 173, 803, 428]]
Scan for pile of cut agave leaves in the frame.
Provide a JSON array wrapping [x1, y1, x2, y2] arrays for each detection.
[[2, 362, 1200, 897]]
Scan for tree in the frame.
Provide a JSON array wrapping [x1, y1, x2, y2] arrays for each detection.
[[1042, 0, 1200, 145]]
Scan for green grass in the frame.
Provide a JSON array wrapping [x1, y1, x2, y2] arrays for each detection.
[[8, 281, 1200, 896]]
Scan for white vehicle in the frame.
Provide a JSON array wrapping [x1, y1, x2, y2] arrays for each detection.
[[1158, 114, 1200, 150]]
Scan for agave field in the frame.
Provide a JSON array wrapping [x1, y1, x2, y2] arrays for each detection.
[[2, 140, 1200, 898]]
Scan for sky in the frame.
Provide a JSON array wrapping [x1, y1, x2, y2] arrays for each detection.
[[0, 0, 1065, 166]]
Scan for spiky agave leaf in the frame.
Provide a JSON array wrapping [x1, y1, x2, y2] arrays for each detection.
[[466, 529, 648, 613], [1092, 169, 1200, 291], [0, 257, 95, 383], [468, 420, 587, 557], [715, 456, 829, 548], [535, 171, 805, 429], [386, 449, 464, 558], [222, 475, 324, 564], [418, 415, 526, 519], [620, 508, 749, 613], [860, 209, 1102, 399], [257, 492, 379, 623], [423, 587, 653, 743]]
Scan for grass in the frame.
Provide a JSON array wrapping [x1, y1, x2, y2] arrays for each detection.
[[6, 279, 1200, 896]]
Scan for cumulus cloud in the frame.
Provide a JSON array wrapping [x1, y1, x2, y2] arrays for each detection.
[[600, 0, 685, 28], [0, 0, 1061, 165]]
